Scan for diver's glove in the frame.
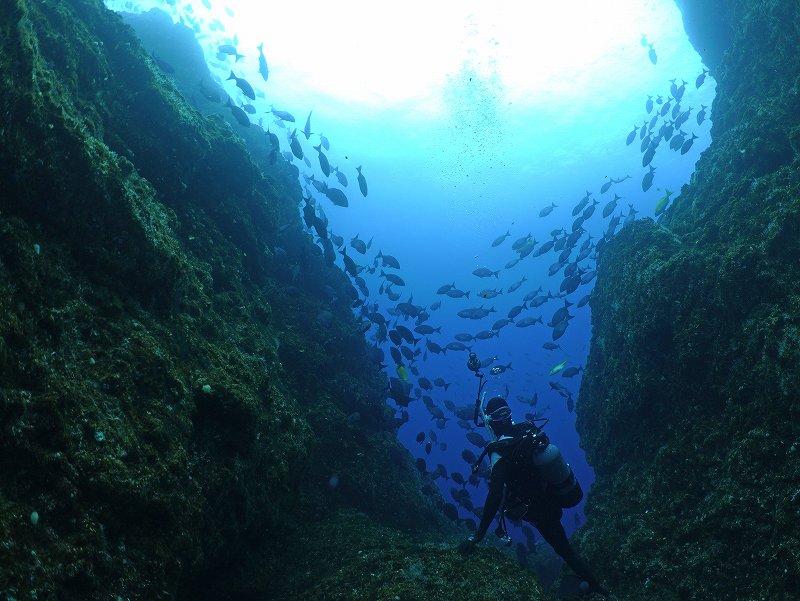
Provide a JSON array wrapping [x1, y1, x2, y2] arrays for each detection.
[[458, 534, 482, 555]]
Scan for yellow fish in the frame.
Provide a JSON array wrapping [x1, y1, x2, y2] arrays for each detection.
[[654, 189, 674, 216], [396, 364, 409, 383], [549, 360, 568, 376]]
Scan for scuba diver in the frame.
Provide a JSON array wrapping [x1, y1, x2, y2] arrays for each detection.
[[458, 353, 610, 598]]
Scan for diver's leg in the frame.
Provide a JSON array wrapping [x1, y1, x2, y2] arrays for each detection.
[[531, 515, 609, 597]]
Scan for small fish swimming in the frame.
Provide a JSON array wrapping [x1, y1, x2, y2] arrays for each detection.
[[572, 195, 589, 216], [549, 360, 568, 376], [479, 288, 502, 299], [227, 71, 255, 100], [377, 251, 400, 269], [457, 306, 495, 320], [303, 111, 313, 140], [506, 276, 527, 294], [472, 267, 500, 279], [270, 107, 296, 122], [322, 182, 348, 207], [492, 318, 513, 331], [333, 167, 348, 187], [648, 43, 657, 65], [357, 166, 368, 197], [680, 133, 699, 155], [414, 324, 441, 335], [539, 203, 557, 217], [674, 110, 692, 131], [675, 80, 687, 102], [339, 248, 359, 277], [518, 239, 537, 259], [582, 199, 599, 220], [425, 339, 445, 354], [642, 144, 656, 167], [508, 304, 527, 319], [218, 44, 243, 61], [532, 239, 554, 257], [654, 188, 674, 216], [642, 165, 656, 192], [466, 432, 488, 448], [396, 364, 409, 383], [351, 235, 367, 254], [224, 97, 250, 127], [289, 130, 303, 159], [515, 316, 543, 328], [670, 130, 687, 151], [257, 43, 269, 81], [381, 270, 405, 286], [446, 341, 471, 352], [512, 233, 533, 251], [492, 231, 510, 247], [314, 144, 331, 177], [624, 204, 639, 226], [550, 299, 574, 326], [696, 68, 709, 89]]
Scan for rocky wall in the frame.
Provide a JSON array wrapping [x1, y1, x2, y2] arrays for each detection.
[[575, 1, 800, 600], [0, 1, 509, 599]]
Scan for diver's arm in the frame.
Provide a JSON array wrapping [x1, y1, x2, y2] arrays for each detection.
[[474, 459, 510, 541]]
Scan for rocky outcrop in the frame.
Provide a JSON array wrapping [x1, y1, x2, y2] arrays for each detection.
[[0, 1, 543, 599], [576, 2, 800, 600]]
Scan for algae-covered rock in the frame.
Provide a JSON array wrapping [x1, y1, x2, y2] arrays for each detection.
[[0, 1, 469, 599], [576, 2, 800, 600], [254, 511, 546, 601]]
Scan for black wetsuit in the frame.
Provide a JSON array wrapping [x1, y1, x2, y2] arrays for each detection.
[[475, 438, 605, 593]]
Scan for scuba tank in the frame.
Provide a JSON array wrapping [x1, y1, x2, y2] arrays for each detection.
[[528, 431, 583, 508]]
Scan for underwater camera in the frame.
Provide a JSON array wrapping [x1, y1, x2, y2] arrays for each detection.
[[467, 352, 481, 373]]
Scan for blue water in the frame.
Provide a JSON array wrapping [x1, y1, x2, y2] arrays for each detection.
[[108, 0, 715, 542]]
